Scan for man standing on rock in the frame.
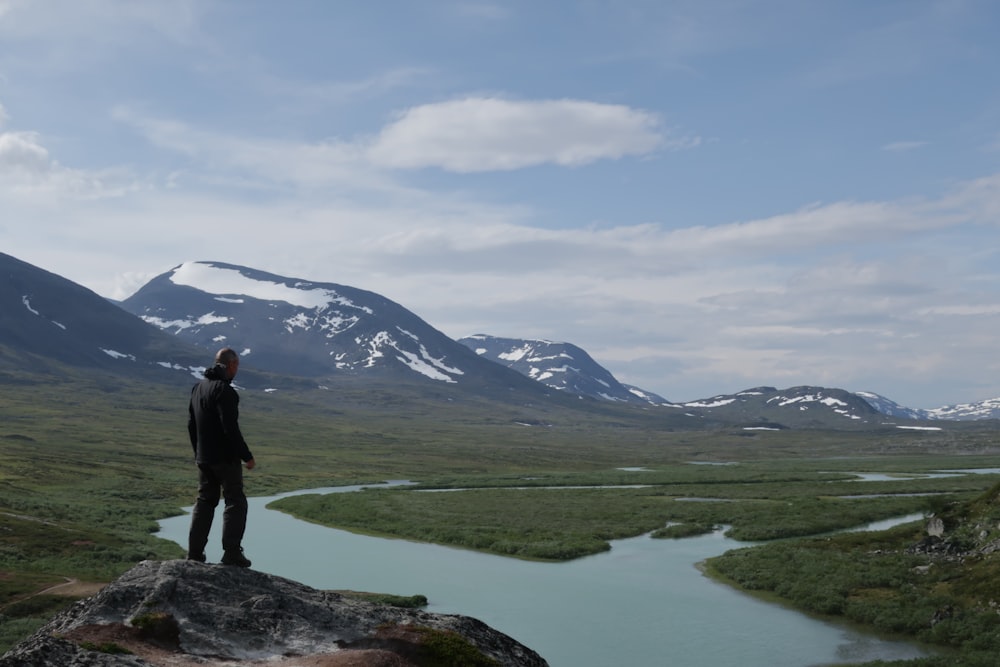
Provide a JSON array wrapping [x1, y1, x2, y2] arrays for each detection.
[[186, 347, 256, 567]]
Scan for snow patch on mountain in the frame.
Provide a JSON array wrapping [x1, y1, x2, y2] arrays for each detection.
[[170, 262, 372, 313], [349, 328, 463, 382], [157, 361, 204, 379], [679, 386, 878, 424], [283, 311, 360, 336], [144, 312, 231, 333], [853, 391, 1000, 421], [119, 261, 513, 387], [627, 387, 658, 401], [684, 397, 737, 408], [767, 392, 860, 419], [101, 349, 134, 360], [854, 391, 928, 420], [458, 334, 667, 405], [22, 295, 67, 330], [926, 398, 1000, 421]]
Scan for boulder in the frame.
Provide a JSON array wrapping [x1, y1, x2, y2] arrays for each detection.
[[926, 516, 945, 538], [0, 559, 547, 666]]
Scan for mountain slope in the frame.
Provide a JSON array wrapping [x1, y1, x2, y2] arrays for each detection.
[[0, 252, 206, 380], [6, 252, 990, 430], [120, 262, 552, 396], [856, 391, 1000, 421], [454, 335, 922, 427], [676, 386, 884, 428], [853, 391, 928, 420], [457, 334, 670, 405], [925, 398, 1000, 421]]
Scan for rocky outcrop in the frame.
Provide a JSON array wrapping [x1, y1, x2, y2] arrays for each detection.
[[0, 560, 548, 666]]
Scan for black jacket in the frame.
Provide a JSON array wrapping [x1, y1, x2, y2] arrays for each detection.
[[188, 364, 254, 465]]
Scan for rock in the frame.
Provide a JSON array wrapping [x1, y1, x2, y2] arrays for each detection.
[[0, 560, 548, 666]]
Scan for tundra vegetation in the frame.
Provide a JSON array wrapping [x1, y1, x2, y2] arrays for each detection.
[[1, 365, 999, 665]]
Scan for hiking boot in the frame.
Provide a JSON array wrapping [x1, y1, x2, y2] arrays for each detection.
[[186, 552, 206, 563], [221, 548, 252, 567]]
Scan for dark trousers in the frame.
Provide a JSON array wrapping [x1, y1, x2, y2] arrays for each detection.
[[188, 461, 248, 556]]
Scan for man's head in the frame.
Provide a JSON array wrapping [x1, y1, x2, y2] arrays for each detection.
[[214, 347, 240, 380]]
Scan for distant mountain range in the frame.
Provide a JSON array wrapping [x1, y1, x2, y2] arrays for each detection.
[[854, 391, 1000, 422], [456, 335, 1000, 422], [3, 252, 999, 427], [457, 334, 670, 406]]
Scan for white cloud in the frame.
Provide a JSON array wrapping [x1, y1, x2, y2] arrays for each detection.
[[110, 98, 690, 192], [366, 97, 678, 172], [0, 131, 49, 171], [4, 120, 999, 407], [0, 129, 136, 199], [2, 0, 999, 408], [111, 106, 397, 194]]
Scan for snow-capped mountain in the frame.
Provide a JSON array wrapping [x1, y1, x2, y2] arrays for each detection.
[[4, 251, 995, 428], [925, 398, 1000, 421], [455, 333, 997, 424], [856, 391, 1000, 421], [121, 262, 545, 393], [457, 334, 669, 405], [854, 391, 928, 420], [676, 386, 883, 427], [0, 252, 206, 378]]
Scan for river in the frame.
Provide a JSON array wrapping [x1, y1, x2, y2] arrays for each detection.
[[156, 482, 934, 666]]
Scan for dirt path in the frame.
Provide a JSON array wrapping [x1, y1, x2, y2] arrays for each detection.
[[3, 576, 107, 610], [35, 577, 106, 598]]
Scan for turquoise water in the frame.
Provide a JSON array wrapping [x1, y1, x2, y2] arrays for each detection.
[[157, 485, 930, 667]]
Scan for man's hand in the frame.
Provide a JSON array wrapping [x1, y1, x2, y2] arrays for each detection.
[[245, 458, 256, 470]]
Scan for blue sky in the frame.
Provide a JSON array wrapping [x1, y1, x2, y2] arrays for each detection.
[[2, 0, 999, 408]]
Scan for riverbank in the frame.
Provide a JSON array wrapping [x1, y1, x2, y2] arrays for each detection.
[[156, 481, 937, 667]]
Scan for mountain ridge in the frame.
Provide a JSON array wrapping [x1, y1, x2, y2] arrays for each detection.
[[458, 334, 1000, 422], [120, 261, 550, 398], [4, 252, 998, 427], [0, 252, 207, 381], [457, 334, 670, 406]]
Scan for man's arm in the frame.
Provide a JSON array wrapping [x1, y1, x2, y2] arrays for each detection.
[[218, 386, 254, 463], [187, 392, 198, 457]]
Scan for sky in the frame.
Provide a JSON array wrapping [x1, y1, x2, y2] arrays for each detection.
[[2, 0, 999, 409]]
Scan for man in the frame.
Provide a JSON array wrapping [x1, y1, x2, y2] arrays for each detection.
[[187, 347, 256, 567]]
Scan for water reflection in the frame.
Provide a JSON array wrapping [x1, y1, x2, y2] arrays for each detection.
[[840, 468, 1000, 482]]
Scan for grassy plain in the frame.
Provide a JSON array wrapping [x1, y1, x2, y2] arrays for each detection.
[[706, 483, 1000, 667], [1, 365, 999, 662], [272, 467, 985, 560]]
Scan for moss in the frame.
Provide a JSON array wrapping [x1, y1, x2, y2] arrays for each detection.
[[371, 624, 501, 667], [79, 640, 132, 654], [129, 611, 180, 648], [413, 626, 500, 667]]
